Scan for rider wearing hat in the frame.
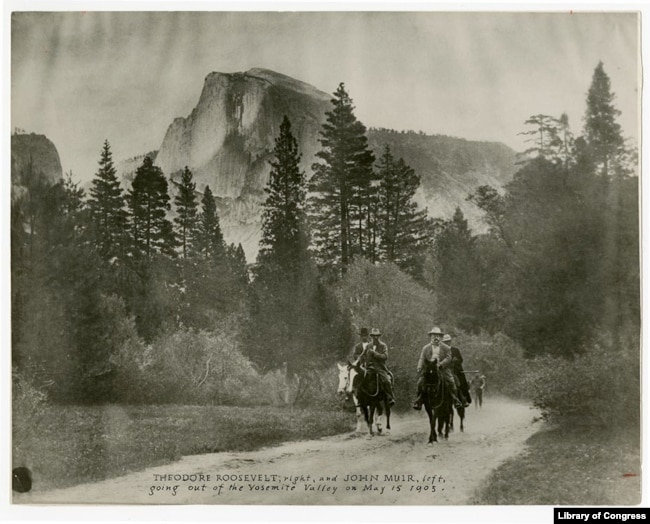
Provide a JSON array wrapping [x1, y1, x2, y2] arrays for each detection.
[[443, 334, 471, 407], [350, 327, 371, 367], [365, 328, 396, 406], [412, 326, 463, 410]]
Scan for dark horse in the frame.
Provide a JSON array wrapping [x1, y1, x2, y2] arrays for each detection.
[[349, 362, 391, 436], [422, 359, 453, 444]]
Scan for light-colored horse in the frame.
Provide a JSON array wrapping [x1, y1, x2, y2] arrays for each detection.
[[336, 362, 389, 435], [336, 362, 364, 433]]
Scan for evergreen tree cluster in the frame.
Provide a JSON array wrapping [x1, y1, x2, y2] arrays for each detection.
[[11, 61, 638, 406], [12, 145, 249, 401], [246, 93, 435, 374], [308, 83, 434, 277], [436, 61, 638, 356]]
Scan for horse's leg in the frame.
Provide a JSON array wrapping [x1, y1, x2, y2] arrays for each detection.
[[459, 406, 465, 432], [425, 404, 436, 445], [450, 409, 454, 432], [353, 395, 364, 433], [385, 401, 391, 432], [444, 405, 451, 440], [375, 402, 383, 434], [436, 412, 443, 439], [356, 406, 364, 432], [365, 405, 374, 436], [437, 405, 449, 440]]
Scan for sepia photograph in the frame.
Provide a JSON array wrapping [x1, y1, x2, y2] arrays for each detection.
[[6, 5, 643, 516]]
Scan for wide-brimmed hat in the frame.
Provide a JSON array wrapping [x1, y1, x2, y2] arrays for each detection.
[[359, 327, 369, 337], [370, 328, 382, 336], [428, 326, 444, 336], [442, 334, 452, 342]]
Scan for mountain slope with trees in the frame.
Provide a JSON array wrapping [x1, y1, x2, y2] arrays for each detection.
[[136, 69, 517, 260]]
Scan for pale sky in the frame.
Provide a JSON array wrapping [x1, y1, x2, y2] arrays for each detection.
[[11, 11, 640, 182]]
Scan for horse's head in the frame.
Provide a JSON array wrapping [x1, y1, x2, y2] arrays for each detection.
[[423, 358, 440, 381], [347, 363, 361, 396], [336, 362, 359, 399]]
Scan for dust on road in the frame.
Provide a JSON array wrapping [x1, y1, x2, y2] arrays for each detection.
[[17, 398, 540, 505]]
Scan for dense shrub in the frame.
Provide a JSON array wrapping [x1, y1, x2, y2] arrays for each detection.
[[521, 341, 640, 427], [113, 325, 261, 405], [12, 370, 49, 463]]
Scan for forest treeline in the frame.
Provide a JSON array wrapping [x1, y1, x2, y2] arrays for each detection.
[[12, 62, 639, 427]]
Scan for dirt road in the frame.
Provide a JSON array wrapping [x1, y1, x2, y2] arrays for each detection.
[[18, 398, 540, 505]]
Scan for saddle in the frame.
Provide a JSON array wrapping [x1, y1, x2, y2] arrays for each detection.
[[358, 367, 393, 398]]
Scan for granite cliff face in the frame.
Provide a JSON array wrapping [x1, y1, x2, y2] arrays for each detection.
[[153, 68, 333, 259], [156, 68, 331, 197], [149, 69, 517, 260], [11, 133, 63, 187]]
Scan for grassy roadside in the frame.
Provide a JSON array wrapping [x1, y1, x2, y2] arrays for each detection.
[[13, 404, 353, 492], [471, 422, 641, 505]]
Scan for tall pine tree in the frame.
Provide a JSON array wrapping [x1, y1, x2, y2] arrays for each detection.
[[309, 83, 375, 273], [259, 116, 309, 272], [227, 243, 249, 286], [584, 61, 626, 177], [196, 185, 226, 261], [376, 146, 430, 273], [127, 156, 176, 258], [88, 140, 127, 259], [247, 117, 345, 376], [173, 166, 199, 258]]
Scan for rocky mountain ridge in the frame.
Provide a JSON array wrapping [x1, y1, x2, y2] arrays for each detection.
[[155, 68, 331, 198], [146, 68, 518, 260], [367, 128, 516, 226]]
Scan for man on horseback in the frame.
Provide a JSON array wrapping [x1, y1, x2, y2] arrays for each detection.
[[412, 327, 464, 411], [364, 328, 396, 406], [350, 327, 371, 367], [443, 334, 471, 407]]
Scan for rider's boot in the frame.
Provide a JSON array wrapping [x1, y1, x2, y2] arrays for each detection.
[[385, 384, 396, 407], [451, 392, 463, 410], [460, 391, 470, 407]]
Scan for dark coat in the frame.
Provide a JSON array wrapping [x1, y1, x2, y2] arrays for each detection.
[[365, 340, 391, 381], [350, 340, 371, 364], [450, 346, 470, 395]]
